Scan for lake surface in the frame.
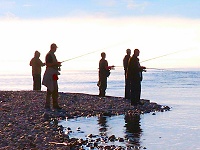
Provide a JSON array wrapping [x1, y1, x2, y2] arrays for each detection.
[[1, 68, 200, 149]]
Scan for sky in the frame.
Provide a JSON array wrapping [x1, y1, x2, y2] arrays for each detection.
[[0, 0, 200, 73]]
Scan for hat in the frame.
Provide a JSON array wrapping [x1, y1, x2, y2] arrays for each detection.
[[50, 43, 58, 49]]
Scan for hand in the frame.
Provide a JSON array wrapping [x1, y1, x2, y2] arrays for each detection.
[[107, 65, 115, 70], [111, 65, 115, 70], [141, 66, 146, 69], [57, 62, 62, 66], [141, 66, 146, 72]]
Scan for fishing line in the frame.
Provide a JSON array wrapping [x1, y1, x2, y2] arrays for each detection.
[[146, 67, 196, 73], [146, 67, 171, 71]]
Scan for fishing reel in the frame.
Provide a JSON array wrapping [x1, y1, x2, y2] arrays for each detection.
[[58, 62, 62, 71], [141, 66, 146, 72]]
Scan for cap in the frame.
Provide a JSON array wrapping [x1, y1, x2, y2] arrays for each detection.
[[50, 43, 58, 49]]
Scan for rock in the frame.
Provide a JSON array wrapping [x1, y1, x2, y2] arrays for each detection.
[[0, 91, 170, 150]]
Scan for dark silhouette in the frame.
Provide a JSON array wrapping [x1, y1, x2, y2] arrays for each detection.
[[124, 114, 142, 147], [98, 116, 108, 136], [30, 51, 45, 91], [42, 43, 62, 110], [126, 49, 146, 106], [123, 49, 131, 99], [98, 52, 114, 97]]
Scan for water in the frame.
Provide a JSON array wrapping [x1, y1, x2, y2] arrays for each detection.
[[1, 68, 200, 149]]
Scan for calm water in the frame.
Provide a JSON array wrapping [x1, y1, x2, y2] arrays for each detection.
[[1, 68, 200, 149]]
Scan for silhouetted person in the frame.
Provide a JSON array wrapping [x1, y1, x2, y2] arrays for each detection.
[[123, 49, 131, 99], [30, 51, 45, 91], [127, 49, 146, 106], [98, 52, 114, 97], [42, 43, 62, 110]]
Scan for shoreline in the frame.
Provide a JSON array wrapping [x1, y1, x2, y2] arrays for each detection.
[[0, 90, 170, 150]]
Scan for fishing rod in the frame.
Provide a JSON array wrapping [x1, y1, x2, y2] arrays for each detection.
[[113, 66, 195, 73], [61, 50, 99, 63], [61, 39, 133, 63], [140, 47, 195, 63], [114, 47, 196, 69], [146, 67, 197, 73], [113, 66, 174, 71], [145, 67, 180, 72]]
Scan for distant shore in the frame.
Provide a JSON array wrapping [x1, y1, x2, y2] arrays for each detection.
[[0, 90, 170, 150]]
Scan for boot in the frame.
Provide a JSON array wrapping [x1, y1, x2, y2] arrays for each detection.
[[53, 98, 62, 110], [52, 90, 62, 110], [131, 99, 137, 106], [98, 90, 102, 97], [99, 90, 106, 97]]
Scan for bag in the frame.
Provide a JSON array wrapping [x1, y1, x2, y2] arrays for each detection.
[[106, 70, 110, 77]]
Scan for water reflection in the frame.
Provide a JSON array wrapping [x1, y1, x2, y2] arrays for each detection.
[[124, 114, 142, 147], [96, 114, 142, 147], [98, 116, 108, 136]]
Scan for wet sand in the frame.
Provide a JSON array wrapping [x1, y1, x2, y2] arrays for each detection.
[[0, 91, 170, 150]]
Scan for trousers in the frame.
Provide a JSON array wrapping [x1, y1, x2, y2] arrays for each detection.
[[130, 80, 141, 105], [33, 74, 41, 91], [45, 80, 59, 108]]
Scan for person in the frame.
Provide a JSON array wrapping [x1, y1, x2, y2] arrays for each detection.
[[123, 49, 131, 99], [30, 51, 45, 91], [126, 49, 146, 106], [42, 43, 62, 110], [98, 52, 114, 97]]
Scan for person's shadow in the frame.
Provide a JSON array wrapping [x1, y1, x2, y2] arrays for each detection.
[[124, 114, 142, 147]]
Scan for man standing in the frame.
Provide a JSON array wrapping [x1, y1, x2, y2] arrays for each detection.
[[30, 51, 45, 91], [123, 49, 131, 99], [42, 43, 62, 110], [98, 52, 114, 97], [127, 49, 146, 106]]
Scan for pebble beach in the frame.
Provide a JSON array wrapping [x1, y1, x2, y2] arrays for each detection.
[[0, 91, 170, 150]]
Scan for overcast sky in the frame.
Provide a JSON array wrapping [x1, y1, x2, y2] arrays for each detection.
[[0, 0, 200, 72], [1, 0, 200, 19]]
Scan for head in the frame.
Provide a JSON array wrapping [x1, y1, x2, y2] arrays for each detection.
[[50, 43, 58, 52], [134, 49, 140, 57], [101, 52, 106, 59], [34, 51, 40, 58], [126, 49, 131, 55]]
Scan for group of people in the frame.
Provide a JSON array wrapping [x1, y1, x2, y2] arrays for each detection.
[[98, 49, 146, 106], [30, 43, 62, 110], [30, 44, 146, 110], [123, 49, 146, 106]]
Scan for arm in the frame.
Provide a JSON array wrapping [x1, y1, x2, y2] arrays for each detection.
[[132, 58, 146, 72], [29, 58, 33, 66], [39, 59, 45, 67], [45, 54, 61, 67]]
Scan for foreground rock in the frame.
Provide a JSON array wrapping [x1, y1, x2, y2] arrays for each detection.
[[0, 91, 170, 150]]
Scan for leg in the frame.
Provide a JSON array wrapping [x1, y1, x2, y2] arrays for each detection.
[[45, 89, 51, 109], [35, 74, 41, 91], [52, 81, 61, 109], [33, 75, 36, 90], [130, 80, 141, 105], [37, 74, 41, 91], [130, 80, 137, 106], [125, 78, 131, 99], [135, 81, 141, 104], [99, 77, 107, 97]]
